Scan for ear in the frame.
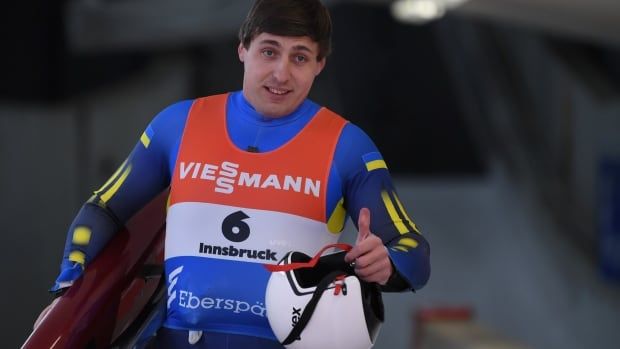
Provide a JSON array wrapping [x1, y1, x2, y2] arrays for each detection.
[[315, 57, 326, 76], [238, 42, 246, 62]]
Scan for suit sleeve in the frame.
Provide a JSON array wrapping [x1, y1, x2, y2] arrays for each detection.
[[51, 100, 192, 292], [334, 123, 430, 291]]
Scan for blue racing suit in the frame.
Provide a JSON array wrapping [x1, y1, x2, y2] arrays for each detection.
[[52, 91, 431, 348]]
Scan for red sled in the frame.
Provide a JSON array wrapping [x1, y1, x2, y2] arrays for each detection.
[[22, 190, 170, 349]]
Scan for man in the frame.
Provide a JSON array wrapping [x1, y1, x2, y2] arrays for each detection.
[[41, 0, 430, 347]]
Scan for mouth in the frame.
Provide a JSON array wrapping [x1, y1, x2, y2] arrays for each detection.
[[264, 86, 291, 96]]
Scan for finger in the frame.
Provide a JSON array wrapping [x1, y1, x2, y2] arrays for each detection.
[[345, 240, 373, 263], [353, 240, 387, 269], [345, 232, 378, 263], [344, 244, 364, 263], [357, 207, 371, 243], [345, 208, 372, 263], [355, 256, 387, 277], [345, 228, 380, 263], [355, 258, 392, 284]]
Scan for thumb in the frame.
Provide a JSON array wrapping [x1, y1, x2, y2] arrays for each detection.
[[357, 207, 371, 243]]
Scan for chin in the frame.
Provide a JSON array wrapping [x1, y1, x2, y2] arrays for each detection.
[[259, 104, 293, 118], [263, 110, 289, 118]]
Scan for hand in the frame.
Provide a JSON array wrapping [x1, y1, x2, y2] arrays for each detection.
[[344, 208, 393, 285], [33, 297, 59, 330]]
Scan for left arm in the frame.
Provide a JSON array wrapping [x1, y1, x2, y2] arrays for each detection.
[[342, 168, 430, 292], [334, 123, 430, 292]]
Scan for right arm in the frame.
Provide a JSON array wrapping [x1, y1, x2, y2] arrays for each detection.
[[50, 100, 193, 293]]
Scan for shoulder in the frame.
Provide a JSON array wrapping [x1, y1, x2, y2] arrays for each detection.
[[143, 100, 195, 150], [332, 118, 385, 180], [338, 121, 379, 154], [317, 107, 374, 146], [149, 99, 195, 130], [315, 107, 382, 163]]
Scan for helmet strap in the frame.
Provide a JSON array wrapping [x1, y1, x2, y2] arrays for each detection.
[[281, 270, 347, 345]]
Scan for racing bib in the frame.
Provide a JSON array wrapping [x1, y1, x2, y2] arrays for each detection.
[[164, 94, 348, 338]]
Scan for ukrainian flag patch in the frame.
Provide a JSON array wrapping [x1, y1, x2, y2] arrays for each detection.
[[140, 125, 154, 148], [362, 152, 387, 171]]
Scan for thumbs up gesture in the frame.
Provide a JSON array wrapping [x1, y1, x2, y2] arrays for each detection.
[[344, 208, 393, 285]]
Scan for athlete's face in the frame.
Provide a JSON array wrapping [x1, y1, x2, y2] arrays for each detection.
[[238, 33, 326, 118]]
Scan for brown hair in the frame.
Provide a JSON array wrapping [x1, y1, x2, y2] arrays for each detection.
[[238, 0, 332, 60]]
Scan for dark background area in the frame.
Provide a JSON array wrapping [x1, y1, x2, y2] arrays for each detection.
[[0, 1, 485, 177]]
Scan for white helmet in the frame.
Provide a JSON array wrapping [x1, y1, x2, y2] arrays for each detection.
[[265, 243, 384, 349]]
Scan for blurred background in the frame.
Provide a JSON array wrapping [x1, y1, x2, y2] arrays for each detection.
[[2, 0, 620, 348]]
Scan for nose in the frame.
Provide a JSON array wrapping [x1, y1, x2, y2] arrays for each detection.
[[272, 57, 291, 83]]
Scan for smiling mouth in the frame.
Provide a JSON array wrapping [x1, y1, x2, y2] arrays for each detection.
[[265, 86, 290, 95]]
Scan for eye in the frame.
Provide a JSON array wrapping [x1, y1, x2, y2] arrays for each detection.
[[295, 55, 307, 63], [262, 49, 275, 57]]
